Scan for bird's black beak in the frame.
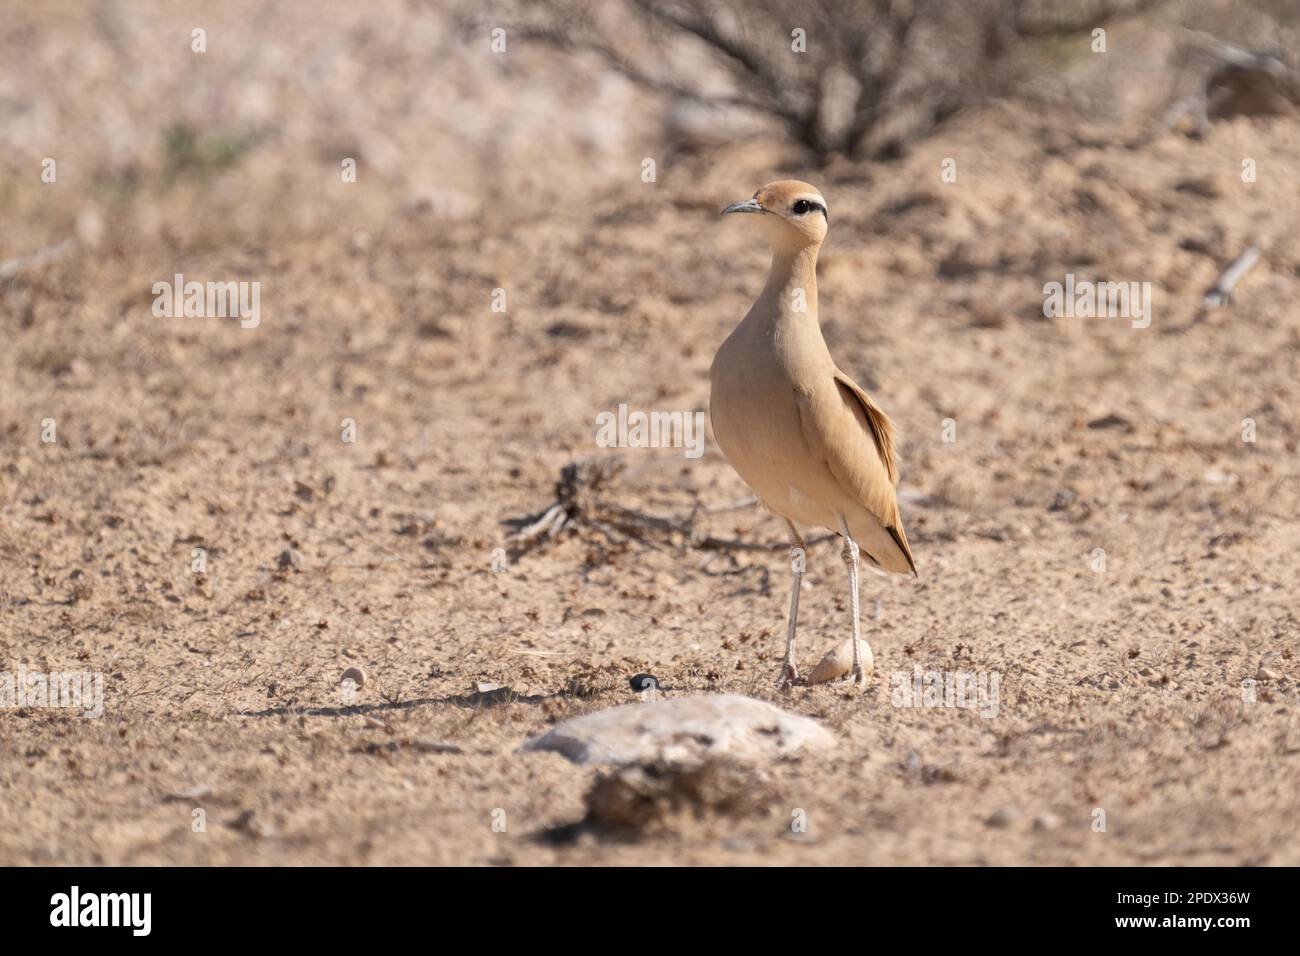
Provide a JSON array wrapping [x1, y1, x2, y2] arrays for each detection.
[[721, 198, 765, 217]]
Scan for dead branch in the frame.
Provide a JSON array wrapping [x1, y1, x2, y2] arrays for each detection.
[[1203, 246, 1261, 309], [1013, 0, 1172, 38], [0, 238, 75, 280], [502, 458, 828, 557], [1164, 32, 1300, 135]]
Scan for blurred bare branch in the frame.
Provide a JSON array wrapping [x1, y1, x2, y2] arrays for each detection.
[[1164, 29, 1300, 135], [1011, 0, 1173, 38], [498, 0, 1120, 162]]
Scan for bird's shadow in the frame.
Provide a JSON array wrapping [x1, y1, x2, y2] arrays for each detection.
[[233, 687, 554, 719]]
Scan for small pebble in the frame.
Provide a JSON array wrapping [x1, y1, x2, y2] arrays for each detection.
[[985, 805, 1018, 828], [227, 809, 275, 838], [277, 548, 304, 571], [1256, 666, 1278, 681], [629, 673, 660, 692], [165, 784, 213, 802]]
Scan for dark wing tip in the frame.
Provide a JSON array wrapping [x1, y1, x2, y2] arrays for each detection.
[[886, 524, 918, 577]]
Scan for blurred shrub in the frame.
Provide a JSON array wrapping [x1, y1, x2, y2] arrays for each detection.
[[508, 0, 1170, 161]]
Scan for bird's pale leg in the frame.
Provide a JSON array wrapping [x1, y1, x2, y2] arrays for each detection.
[[776, 519, 806, 688], [838, 517, 868, 689]]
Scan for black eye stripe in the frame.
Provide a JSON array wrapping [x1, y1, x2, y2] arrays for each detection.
[[792, 199, 827, 219]]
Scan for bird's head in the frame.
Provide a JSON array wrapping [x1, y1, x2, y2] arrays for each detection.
[[721, 180, 828, 250]]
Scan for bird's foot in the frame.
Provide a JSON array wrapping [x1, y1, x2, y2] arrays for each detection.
[[843, 665, 870, 691], [774, 662, 799, 689]]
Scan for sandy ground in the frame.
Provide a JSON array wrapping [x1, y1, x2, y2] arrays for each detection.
[[2, 1, 1299, 865]]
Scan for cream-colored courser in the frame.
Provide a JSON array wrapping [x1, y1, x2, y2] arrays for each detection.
[[710, 180, 916, 690]]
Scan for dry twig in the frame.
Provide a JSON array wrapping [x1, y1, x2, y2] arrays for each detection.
[[1203, 246, 1261, 309], [502, 458, 829, 557]]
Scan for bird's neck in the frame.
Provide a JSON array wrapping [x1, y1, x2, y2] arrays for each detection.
[[759, 244, 820, 324]]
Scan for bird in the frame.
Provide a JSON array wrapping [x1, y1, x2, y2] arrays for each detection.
[[710, 180, 915, 690]]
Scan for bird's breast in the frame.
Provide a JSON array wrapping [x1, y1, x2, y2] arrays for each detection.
[[711, 336, 815, 510]]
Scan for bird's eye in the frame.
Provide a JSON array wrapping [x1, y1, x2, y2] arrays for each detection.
[[792, 200, 811, 215]]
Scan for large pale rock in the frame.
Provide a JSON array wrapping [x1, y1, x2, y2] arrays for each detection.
[[522, 694, 836, 765]]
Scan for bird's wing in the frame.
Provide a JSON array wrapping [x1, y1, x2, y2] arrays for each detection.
[[793, 368, 916, 574], [832, 370, 898, 485]]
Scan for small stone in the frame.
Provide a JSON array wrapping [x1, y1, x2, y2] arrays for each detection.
[[1048, 490, 1077, 512], [1033, 813, 1060, 831], [164, 784, 212, 802], [629, 673, 660, 692], [1087, 413, 1131, 431], [1256, 666, 1278, 681], [341, 666, 366, 688], [985, 805, 1018, 828], [808, 638, 875, 685], [277, 548, 304, 571], [226, 809, 275, 838]]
